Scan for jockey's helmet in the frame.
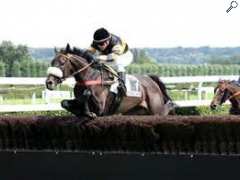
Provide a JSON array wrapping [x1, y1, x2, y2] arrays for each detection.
[[93, 28, 111, 44]]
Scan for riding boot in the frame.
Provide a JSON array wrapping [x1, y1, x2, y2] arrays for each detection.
[[117, 72, 127, 96]]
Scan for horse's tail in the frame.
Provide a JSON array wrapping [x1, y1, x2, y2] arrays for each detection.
[[149, 75, 172, 103]]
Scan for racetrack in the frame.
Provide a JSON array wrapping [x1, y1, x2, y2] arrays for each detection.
[[1, 115, 240, 155]]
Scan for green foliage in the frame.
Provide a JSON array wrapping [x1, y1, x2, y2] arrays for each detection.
[[0, 41, 49, 77], [12, 61, 21, 77], [0, 61, 6, 77], [39, 62, 48, 77], [30, 61, 37, 77], [127, 63, 240, 76], [20, 60, 31, 77], [132, 49, 158, 65]]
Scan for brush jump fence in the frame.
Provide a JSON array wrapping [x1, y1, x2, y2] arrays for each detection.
[[0, 115, 240, 154], [0, 115, 240, 180]]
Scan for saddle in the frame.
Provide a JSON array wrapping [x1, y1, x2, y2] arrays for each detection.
[[99, 64, 141, 97]]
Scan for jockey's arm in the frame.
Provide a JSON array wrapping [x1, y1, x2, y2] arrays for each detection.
[[97, 44, 125, 62], [97, 53, 119, 62], [86, 46, 97, 55]]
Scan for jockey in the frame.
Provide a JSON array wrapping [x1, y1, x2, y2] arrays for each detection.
[[87, 27, 133, 95]]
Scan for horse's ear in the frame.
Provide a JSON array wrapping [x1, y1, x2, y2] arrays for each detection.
[[66, 43, 71, 53], [54, 47, 58, 54]]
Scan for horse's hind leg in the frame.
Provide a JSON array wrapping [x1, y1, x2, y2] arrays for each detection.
[[147, 94, 171, 115]]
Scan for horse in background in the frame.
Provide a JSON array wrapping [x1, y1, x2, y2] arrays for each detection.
[[210, 80, 240, 114], [45, 44, 175, 120]]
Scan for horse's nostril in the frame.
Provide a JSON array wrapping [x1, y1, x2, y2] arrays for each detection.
[[47, 80, 53, 85], [211, 104, 217, 109]]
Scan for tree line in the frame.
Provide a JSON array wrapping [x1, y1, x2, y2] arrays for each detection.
[[0, 41, 49, 77], [128, 49, 240, 76], [127, 63, 240, 76], [0, 41, 239, 77]]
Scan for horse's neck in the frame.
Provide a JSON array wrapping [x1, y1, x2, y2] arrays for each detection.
[[68, 56, 98, 81], [227, 84, 240, 94], [69, 56, 111, 82], [74, 63, 109, 82]]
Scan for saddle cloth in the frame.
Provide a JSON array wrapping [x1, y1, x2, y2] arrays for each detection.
[[110, 74, 141, 97]]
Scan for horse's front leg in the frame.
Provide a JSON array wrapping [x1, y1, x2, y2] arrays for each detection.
[[81, 89, 97, 119], [61, 89, 96, 119], [61, 99, 84, 117]]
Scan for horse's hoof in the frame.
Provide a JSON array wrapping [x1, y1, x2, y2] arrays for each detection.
[[89, 112, 97, 119], [85, 112, 97, 119], [166, 101, 178, 109]]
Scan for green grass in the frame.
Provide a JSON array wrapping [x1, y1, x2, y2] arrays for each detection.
[[169, 91, 214, 101], [0, 110, 71, 117], [0, 98, 63, 105]]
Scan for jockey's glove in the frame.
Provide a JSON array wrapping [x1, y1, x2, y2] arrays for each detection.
[[92, 56, 100, 64], [97, 55, 107, 61], [97, 55, 115, 63]]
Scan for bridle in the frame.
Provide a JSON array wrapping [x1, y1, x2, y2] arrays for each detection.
[[57, 53, 94, 81]]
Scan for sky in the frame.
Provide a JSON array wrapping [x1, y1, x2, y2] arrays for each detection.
[[0, 0, 239, 48]]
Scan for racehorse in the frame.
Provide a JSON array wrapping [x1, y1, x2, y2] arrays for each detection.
[[210, 80, 240, 114], [46, 44, 175, 119]]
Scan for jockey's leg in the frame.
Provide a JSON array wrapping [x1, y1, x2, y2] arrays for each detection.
[[118, 72, 126, 83], [115, 51, 133, 96], [117, 71, 127, 96]]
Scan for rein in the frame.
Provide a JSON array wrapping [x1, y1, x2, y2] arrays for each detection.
[[58, 53, 115, 86], [61, 53, 94, 76], [58, 53, 94, 84], [60, 54, 106, 86]]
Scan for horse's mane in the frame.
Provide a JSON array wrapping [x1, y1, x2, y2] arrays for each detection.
[[60, 44, 94, 63], [72, 47, 95, 63]]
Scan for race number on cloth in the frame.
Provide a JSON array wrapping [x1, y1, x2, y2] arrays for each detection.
[[110, 74, 141, 97]]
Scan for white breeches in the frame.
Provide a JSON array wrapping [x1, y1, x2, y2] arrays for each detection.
[[106, 51, 133, 72]]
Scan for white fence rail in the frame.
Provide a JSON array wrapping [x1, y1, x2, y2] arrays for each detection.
[[0, 75, 237, 112], [0, 75, 238, 85]]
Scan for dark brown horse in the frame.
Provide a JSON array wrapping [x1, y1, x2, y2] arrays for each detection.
[[46, 44, 175, 119], [210, 80, 240, 114]]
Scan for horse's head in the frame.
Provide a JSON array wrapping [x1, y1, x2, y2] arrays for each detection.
[[46, 44, 91, 90], [210, 80, 233, 110]]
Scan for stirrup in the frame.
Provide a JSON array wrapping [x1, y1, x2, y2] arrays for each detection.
[[117, 82, 127, 96]]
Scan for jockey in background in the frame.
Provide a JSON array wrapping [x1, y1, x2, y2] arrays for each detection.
[[87, 27, 133, 95]]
